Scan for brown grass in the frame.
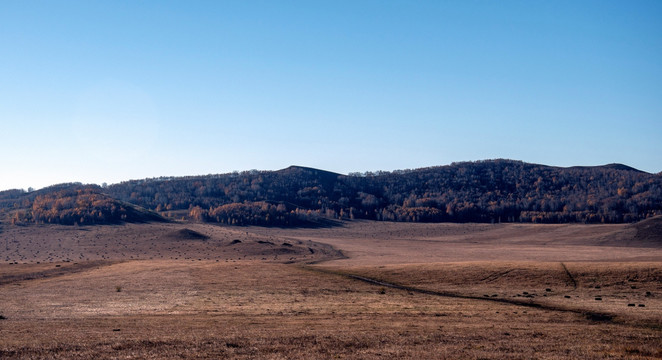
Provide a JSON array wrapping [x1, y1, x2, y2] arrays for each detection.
[[0, 222, 341, 264], [248, 220, 662, 265], [1, 220, 661, 358]]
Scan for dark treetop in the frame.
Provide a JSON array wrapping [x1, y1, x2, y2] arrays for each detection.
[[2, 160, 660, 226]]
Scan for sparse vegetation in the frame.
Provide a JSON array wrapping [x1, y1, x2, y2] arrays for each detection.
[[1, 259, 660, 359], [0, 220, 659, 359]]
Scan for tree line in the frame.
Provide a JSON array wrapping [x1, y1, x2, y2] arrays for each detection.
[[1, 160, 661, 226], [1, 187, 161, 225], [105, 160, 661, 225]]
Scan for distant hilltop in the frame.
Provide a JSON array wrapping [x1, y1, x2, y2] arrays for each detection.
[[1, 159, 661, 226]]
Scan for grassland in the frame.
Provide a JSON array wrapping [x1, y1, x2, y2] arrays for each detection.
[[1, 220, 661, 359]]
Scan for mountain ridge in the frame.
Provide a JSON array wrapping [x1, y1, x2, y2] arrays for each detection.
[[0, 160, 652, 194], [1, 159, 660, 226]]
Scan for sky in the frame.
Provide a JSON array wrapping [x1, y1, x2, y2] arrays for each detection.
[[1, 1, 661, 191]]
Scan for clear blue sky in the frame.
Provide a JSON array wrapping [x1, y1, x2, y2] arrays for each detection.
[[1, 1, 661, 191]]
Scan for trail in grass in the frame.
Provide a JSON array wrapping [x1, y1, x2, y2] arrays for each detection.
[[303, 266, 620, 323], [560, 262, 578, 289]]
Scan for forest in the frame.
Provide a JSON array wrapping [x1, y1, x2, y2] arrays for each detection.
[[1, 160, 661, 226], [0, 186, 162, 225]]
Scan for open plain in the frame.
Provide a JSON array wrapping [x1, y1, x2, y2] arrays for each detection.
[[1, 218, 661, 359]]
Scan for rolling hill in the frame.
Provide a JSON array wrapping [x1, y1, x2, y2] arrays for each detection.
[[0, 185, 164, 225], [1, 159, 661, 226]]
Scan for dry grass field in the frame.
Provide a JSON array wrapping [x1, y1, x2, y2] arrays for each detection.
[[1, 219, 661, 359]]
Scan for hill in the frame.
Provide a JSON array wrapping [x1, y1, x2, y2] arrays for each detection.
[[631, 215, 662, 244], [1, 159, 661, 226], [0, 184, 164, 226], [105, 160, 661, 224]]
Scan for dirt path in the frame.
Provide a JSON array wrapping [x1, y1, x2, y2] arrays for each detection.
[[560, 262, 578, 289], [303, 265, 620, 321]]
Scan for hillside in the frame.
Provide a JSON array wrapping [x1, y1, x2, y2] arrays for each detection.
[[631, 215, 662, 244], [1, 160, 661, 226], [0, 185, 164, 225], [105, 160, 662, 224]]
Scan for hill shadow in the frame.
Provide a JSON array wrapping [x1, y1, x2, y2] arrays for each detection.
[[211, 218, 344, 229]]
